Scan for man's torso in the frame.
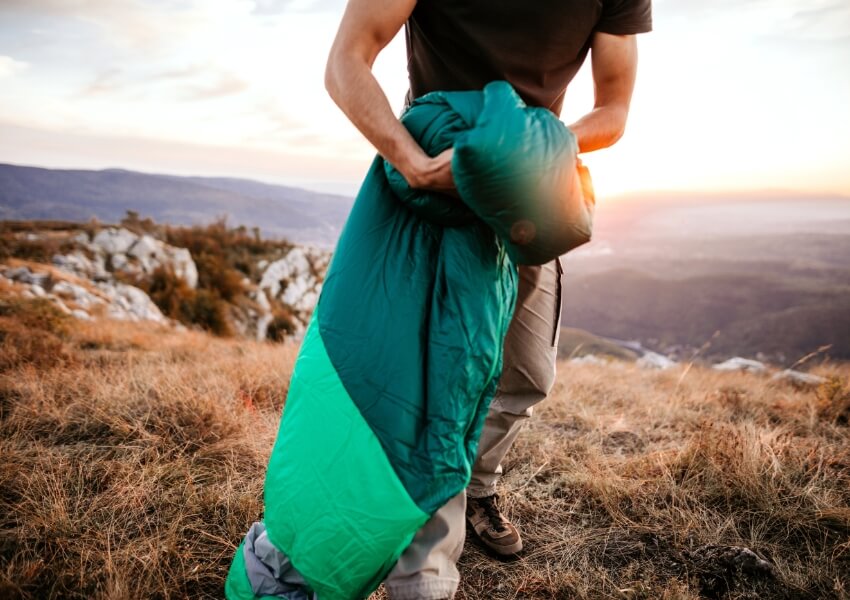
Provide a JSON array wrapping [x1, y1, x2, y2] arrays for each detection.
[[405, 0, 652, 115]]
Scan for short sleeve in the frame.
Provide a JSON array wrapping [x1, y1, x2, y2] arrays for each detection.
[[595, 0, 653, 35]]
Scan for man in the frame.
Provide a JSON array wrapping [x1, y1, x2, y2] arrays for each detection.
[[324, 1, 652, 598]]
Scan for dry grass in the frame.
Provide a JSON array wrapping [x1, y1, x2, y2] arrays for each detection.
[[1, 298, 848, 599]]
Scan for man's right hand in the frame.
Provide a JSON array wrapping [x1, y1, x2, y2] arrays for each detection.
[[403, 148, 458, 197]]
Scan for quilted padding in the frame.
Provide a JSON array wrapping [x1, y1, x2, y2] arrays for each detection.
[[226, 80, 589, 600]]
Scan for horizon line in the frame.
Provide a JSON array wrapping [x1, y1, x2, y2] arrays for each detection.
[[2, 159, 850, 203]]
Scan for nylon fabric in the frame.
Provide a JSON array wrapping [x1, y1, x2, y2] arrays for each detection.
[[227, 80, 590, 600], [239, 314, 429, 600]]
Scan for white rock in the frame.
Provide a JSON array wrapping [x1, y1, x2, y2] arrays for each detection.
[[713, 357, 767, 374], [71, 308, 91, 321], [259, 246, 329, 317], [51, 280, 106, 311], [260, 248, 311, 298], [53, 251, 109, 281], [6, 266, 50, 287], [110, 253, 129, 271], [637, 351, 677, 370], [771, 369, 826, 386], [71, 231, 90, 245], [30, 284, 46, 297], [93, 228, 139, 255], [128, 235, 162, 261], [254, 289, 271, 312], [166, 247, 198, 288], [102, 282, 167, 323], [256, 312, 273, 341]]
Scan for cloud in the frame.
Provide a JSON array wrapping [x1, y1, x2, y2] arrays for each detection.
[[0, 55, 29, 78], [81, 64, 250, 101], [180, 71, 251, 100], [788, 2, 850, 41], [0, 0, 208, 52], [656, 0, 850, 41], [252, 0, 344, 15]]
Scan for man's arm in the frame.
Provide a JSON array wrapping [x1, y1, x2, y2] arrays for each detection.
[[324, 0, 455, 192], [568, 32, 639, 153]]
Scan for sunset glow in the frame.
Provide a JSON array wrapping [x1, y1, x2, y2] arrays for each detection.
[[1, 0, 848, 198]]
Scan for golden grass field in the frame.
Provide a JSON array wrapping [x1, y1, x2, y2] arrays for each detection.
[[1, 292, 848, 599]]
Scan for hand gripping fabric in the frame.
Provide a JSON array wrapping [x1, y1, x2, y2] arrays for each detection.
[[225, 81, 591, 600]]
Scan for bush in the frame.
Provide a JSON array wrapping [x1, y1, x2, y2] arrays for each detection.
[[163, 218, 292, 284], [267, 308, 297, 342], [0, 297, 72, 370], [142, 266, 233, 336], [183, 289, 233, 337]]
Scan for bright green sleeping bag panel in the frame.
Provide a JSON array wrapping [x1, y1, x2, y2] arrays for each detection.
[[226, 81, 593, 600]]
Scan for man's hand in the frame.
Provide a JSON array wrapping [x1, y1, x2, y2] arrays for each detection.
[[326, 0, 457, 193], [568, 32, 639, 153], [404, 148, 457, 195]]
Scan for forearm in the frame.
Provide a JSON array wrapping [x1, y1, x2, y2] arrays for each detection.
[[567, 104, 628, 153], [325, 54, 428, 182]]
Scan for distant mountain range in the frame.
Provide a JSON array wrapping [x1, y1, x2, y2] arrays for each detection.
[[0, 163, 354, 246], [2, 162, 849, 364]]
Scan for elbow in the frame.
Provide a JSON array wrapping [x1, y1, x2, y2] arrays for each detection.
[[604, 107, 629, 148], [609, 123, 626, 147], [324, 51, 340, 103]]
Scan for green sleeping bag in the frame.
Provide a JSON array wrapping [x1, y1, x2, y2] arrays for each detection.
[[225, 80, 592, 600]]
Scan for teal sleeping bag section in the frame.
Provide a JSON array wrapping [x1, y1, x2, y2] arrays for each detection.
[[226, 81, 591, 600]]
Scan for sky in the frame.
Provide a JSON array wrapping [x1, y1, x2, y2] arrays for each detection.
[[1, 0, 849, 198]]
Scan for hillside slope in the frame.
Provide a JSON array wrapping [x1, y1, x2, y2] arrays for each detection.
[[0, 297, 847, 599], [0, 164, 353, 246], [561, 266, 850, 363]]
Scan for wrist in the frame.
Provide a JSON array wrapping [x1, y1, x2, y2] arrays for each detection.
[[399, 151, 433, 188]]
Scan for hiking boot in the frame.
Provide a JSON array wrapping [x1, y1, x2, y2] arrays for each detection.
[[466, 494, 523, 556]]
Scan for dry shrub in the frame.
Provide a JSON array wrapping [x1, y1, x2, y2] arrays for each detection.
[[162, 219, 291, 295], [816, 376, 850, 426], [266, 308, 298, 343], [0, 230, 79, 263], [0, 296, 73, 371], [138, 266, 233, 337]]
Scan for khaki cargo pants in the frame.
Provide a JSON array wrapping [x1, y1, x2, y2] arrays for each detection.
[[384, 258, 564, 600]]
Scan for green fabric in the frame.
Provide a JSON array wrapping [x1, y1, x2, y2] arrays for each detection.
[[387, 80, 592, 266], [317, 163, 516, 514], [263, 313, 429, 600], [227, 80, 589, 600]]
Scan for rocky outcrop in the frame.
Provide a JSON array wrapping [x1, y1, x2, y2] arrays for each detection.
[[55, 228, 198, 288], [712, 357, 768, 374], [636, 351, 677, 370], [1, 264, 167, 324], [771, 369, 826, 387], [256, 246, 331, 338], [2, 226, 332, 339], [259, 246, 329, 312]]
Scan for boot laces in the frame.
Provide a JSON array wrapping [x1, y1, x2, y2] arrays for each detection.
[[478, 494, 507, 533]]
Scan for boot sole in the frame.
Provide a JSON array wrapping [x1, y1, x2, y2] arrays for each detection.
[[483, 538, 523, 556]]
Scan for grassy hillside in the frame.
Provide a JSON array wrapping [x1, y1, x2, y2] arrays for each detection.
[[1, 292, 848, 599]]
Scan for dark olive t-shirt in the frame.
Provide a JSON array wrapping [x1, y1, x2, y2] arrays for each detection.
[[404, 0, 652, 115]]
